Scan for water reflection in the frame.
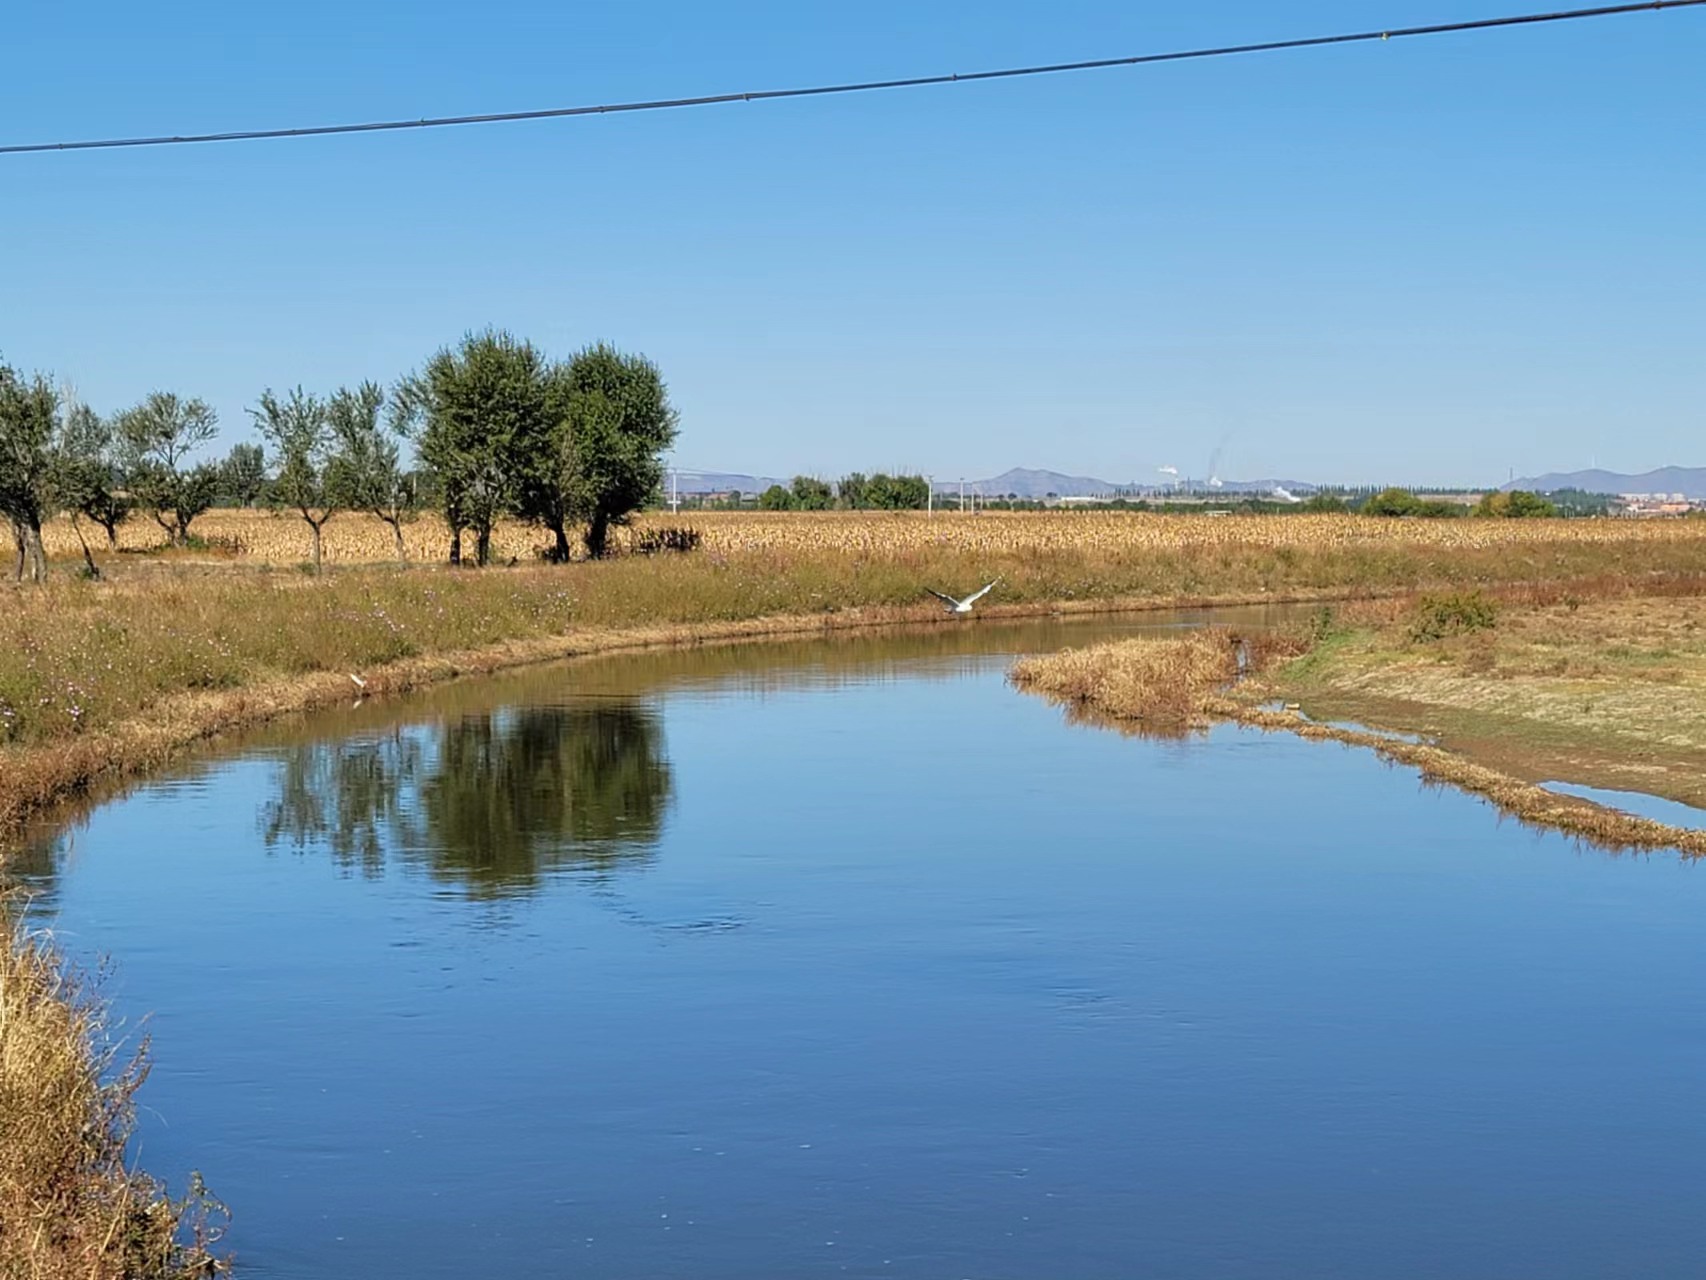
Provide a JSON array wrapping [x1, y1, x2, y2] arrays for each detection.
[[264, 703, 673, 898]]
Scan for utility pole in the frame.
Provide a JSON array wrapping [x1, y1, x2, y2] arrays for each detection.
[[960, 478, 966, 514], [670, 469, 679, 514], [927, 477, 933, 517]]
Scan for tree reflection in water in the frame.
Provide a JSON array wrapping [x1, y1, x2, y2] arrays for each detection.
[[263, 703, 672, 899]]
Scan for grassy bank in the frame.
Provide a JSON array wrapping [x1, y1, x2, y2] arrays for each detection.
[[1263, 581, 1706, 809], [1010, 580, 1706, 855], [0, 918, 225, 1277]]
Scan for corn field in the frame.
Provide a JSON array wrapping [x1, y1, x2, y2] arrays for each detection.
[[38, 508, 1706, 568]]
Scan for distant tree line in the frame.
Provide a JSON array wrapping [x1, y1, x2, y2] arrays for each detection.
[[0, 331, 677, 579], [757, 473, 932, 511]]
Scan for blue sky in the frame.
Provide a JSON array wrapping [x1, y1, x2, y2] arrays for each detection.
[[3, 1, 1702, 486]]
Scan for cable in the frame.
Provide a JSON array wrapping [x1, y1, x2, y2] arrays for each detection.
[[4, 0, 1701, 157]]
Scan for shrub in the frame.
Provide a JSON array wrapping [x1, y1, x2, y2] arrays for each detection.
[[1474, 490, 1558, 519], [1410, 591, 1498, 642], [630, 525, 702, 556]]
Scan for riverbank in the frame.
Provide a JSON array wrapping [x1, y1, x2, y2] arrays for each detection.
[[0, 918, 226, 1278], [12, 518, 1706, 845], [1010, 581, 1706, 855], [12, 515, 1706, 836]]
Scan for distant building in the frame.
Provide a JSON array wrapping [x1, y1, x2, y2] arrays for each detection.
[[1615, 493, 1700, 517]]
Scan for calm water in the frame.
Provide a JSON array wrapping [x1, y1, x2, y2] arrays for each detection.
[[21, 612, 1706, 1279]]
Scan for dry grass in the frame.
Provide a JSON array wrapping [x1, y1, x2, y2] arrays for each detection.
[[1009, 630, 1245, 730], [0, 914, 226, 1278]]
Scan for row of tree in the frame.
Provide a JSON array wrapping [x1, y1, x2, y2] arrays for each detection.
[[1355, 487, 1558, 518], [758, 473, 932, 511], [0, 331, 678, 579]]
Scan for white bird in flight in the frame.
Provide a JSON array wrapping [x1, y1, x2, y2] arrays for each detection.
[[348, 673, 367, 690], [927, 578, 1001, 615]]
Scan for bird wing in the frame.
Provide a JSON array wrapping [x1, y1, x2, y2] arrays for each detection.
[[963, 579, 1000, 606], [925, 588, 961, 607]]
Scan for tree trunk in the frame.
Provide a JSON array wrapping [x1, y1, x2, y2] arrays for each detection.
[[475, 522, 492, 568], [10, 518, 25, 582], [24, 519, 48, 583], [584, 509, 611, 560], [309, 520, 323, 572], [549, 521, 572, 564], [387, 516, 407, 562], [448, 527, 462, 566], [70, 514, 100, 580]]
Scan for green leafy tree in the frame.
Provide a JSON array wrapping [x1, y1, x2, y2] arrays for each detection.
[[838, 472, 869, 509], [510, 364, 580, 564], [253, 386, 350, 571], [396, 330, 550, 566], [330, 382, 420, 561], [114, 392, 220, 546], [0, 364, 60, 581], [1361, 487, 1422, 517], [759, 483, 796, 511], [221, 442, 267, 508], [1474, 489, 1558, 519], [790, 476, 833, 510], [1300, 492, 1348, 513], [560, 344, 679, 558], [865, 472, 930, 510]]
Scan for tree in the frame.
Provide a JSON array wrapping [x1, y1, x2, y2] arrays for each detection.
[[115, 392, 220, 546], [1362, 488, 1421, 517], [54, 402, 130, 573], [253, 386, 348, 571], [396, 330, 548, 566], [559, 344, 679, 559], [0, 364, 58, 581], [330, 382, 419, 561], [790, 476, 833, 510], [1361, 488, 1460, 519], [838, 473, 869, 509], [221, 442, 267, 508], [759, 484, 796, 511], [1474, 489, 1558, 519], [508, 362, 580, 564], [865, 472, 930, 510], [1301, 492, 1348, 513]]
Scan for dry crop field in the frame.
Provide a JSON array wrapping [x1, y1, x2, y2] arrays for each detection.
[[38, 507, 1706, 569]]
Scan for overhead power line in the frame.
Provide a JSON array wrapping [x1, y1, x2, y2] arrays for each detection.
[[4, 0, 1702, 157]]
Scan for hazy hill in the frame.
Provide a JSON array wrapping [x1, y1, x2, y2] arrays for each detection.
[[947, 468, 1117, 499], [1505, 467, 1706, 498], [682, 466, 1321, 500], [670, 471, 787, 495]]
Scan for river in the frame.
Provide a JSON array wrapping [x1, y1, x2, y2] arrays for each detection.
[[19, 610, 1706, 1278]]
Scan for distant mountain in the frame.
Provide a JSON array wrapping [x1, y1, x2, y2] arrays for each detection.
[[1506, 466, 1706, 498], [681, 465, 1321, 501], [670, 471, 787, 495], [947, 468, 1116, 499], [949, 468, 1318, 499]]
